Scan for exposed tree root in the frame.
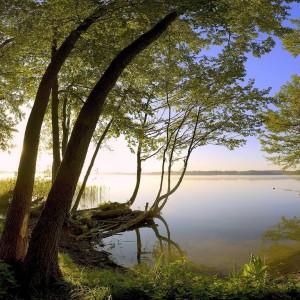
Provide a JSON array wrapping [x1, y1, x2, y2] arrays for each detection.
[[69, 207, 151, 240], [29, 203, 152, 270]]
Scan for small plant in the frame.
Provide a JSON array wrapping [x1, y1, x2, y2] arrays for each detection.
[[0, 260, 17, 298], [242, 254, 268, 284], [243, 254, 268, 280]]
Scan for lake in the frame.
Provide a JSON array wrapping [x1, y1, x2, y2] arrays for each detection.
[[81, 174, 300, 274], [1, 174, 300, 274]]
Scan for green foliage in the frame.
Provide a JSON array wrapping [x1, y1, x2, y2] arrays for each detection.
[[241, 255, 269, 287], [32, 178, 52, 200], [57, 252, 300, 300], [0, 252, 289, 299], [283, 19, 300, 57], [0, 178, 15, 208], [0, 260, 16, 298], [260, 75, 300, 170]]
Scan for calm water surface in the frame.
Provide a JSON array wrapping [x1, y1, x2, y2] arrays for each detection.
[[1, 174, 300, 274], [85, 175, 300, 273]]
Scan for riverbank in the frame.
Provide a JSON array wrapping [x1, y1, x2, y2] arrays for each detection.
[[3, 250, 300, 299]]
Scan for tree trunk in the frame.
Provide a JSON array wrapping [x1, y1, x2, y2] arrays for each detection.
[[23, 12, 178, 287], [127, 98, 151, 207], [61, 97, 70, 157], [51, 38, 61, 181], [127, 144, 142, 206], [71, 119, 113, 212], [51, 75, 61, 180], [0, 6, 106, 263]]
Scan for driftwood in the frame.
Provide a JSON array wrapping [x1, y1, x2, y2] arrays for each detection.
[[90, 208, 132, 219]]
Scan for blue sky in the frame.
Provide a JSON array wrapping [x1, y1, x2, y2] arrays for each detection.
[[185, 4, 300, 172], [186, 43, 299, 171]]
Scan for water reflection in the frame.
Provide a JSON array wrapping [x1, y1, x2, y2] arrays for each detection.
[[1, 174, 300, 275], [102, 215, 184, 266], [261, 216, 300, 276]]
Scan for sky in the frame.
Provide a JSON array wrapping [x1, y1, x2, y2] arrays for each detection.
[[1, 4, 300, 174]]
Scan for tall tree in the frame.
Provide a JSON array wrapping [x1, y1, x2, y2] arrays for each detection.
[[0, 0, 297, 288], [0, 0, 111, 263]]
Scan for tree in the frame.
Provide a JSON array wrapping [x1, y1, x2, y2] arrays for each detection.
[[260, 75, 300, 170], [0, 0, 297, 289], [0, 0, 112, 263], [23, 11, 178, 287]]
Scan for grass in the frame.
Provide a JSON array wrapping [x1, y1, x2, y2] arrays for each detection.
[[0, 178, 52, 209], [56, 252, 300, 300]]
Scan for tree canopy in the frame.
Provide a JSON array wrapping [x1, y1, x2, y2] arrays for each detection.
[[260, 14, 300, 170], [0, 0, 300, 288], [260, 75, 300, 170]]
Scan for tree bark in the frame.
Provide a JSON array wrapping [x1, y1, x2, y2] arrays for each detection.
[[127, 98, 151, 207], [51, 75, 61, 180], [23, 12, 178, 287], [0, 6, 106, 263], [61, 97, 70, 157], [51, 38, 61, 181]]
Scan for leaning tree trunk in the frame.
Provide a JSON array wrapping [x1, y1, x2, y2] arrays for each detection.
[[0, 6, 106, 264], [23, 12, 178, 287], [51, 38, 61, 181]]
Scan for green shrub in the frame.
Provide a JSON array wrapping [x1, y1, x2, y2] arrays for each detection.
[[0, 260, 16, 298], [58, 251, 300, 300]]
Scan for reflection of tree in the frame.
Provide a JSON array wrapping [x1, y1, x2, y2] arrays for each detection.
[[134, 214, 183, 264], [262, 216, 300, 275], [263, 216, 300, 242]]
